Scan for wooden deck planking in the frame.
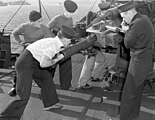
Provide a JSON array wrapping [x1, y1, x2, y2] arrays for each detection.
[[0, 54, 155, 120]]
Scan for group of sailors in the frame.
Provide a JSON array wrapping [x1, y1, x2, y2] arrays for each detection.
[[0, 0, 154, 120]]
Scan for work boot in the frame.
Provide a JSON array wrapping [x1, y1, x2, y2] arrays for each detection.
[[78, 84, 92, 89], [8, 87, 17, 97]]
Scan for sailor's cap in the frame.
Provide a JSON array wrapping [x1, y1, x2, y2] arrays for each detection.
[[64, 0, 78, 13], [98, 2, 111, 11], [29, 10, 42, 22], [60, 25, 77, 39], [117, 1, 137, 13]]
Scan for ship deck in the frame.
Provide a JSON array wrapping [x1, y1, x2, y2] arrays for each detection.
[[0, 54, 155, 120]]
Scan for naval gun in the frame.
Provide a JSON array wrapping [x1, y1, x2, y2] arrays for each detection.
[[57, 8, 123, 63]]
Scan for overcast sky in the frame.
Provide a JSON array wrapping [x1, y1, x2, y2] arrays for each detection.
[[2, 0, 96, 5]]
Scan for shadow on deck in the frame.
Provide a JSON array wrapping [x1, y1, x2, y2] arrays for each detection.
[[0, 54, 155, 120]]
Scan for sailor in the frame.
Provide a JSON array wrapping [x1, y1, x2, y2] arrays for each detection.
[[13, 10, 52, 46], [78, 1, 117, 89], [8, 10, 53, 96], [47, 0, 78, 90], [117, 1, 154, 120], [0, 25, 77, 120], [86, 1, 111, 27]]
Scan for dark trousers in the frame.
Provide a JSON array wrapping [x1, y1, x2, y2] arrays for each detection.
[[58, 35, 97, 89], [59, 57, 72, 89], [0, 49, 59, 120], [120, 57, 153, 120], [12, 58, 72, 90]]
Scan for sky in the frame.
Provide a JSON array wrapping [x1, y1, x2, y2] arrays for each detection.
[[2, 0, 96, 6], [3, 0, 147, 6]]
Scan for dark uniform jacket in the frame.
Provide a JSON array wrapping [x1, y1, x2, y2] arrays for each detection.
[[124, 13, 154, 59]]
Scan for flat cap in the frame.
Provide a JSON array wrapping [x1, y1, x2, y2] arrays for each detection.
[[64, 0, 78, 13], [61, 25, 77, 39], [117, 1, 137, 13], [98, 2, 111, 11]]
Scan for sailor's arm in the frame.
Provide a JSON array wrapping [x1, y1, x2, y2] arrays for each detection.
[[124, 22, 139, 49], [43, 25, 55, 38], [12, 24, 24, 44], [47, 15, 59, 31], [40, 53, 64, 68], [47, 16, 60, 37]]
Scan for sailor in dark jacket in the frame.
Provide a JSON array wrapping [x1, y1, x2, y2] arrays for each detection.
[[117, 1, 154, 120]]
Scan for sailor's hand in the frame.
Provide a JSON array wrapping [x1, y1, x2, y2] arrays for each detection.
[[80, 50, 88, 56], [20, 42, 31, 48], [57, 53, 64, 61], [20, 41, 26, 46], [121, 25, 129, 32], [121, 20, 129, 32], [51, 53, 64, 66], [24, 43, 31, 46]]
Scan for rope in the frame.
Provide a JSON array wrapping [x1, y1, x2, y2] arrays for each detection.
[[78, 0, 98, 23], [38, 0, 42, 14], [2, 0, 27, 33], [40, 1, 51, 21], [89, 0, 98, 12]]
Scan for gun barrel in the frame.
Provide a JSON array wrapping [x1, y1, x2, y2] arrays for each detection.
[[60, 35, 97, 61]]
